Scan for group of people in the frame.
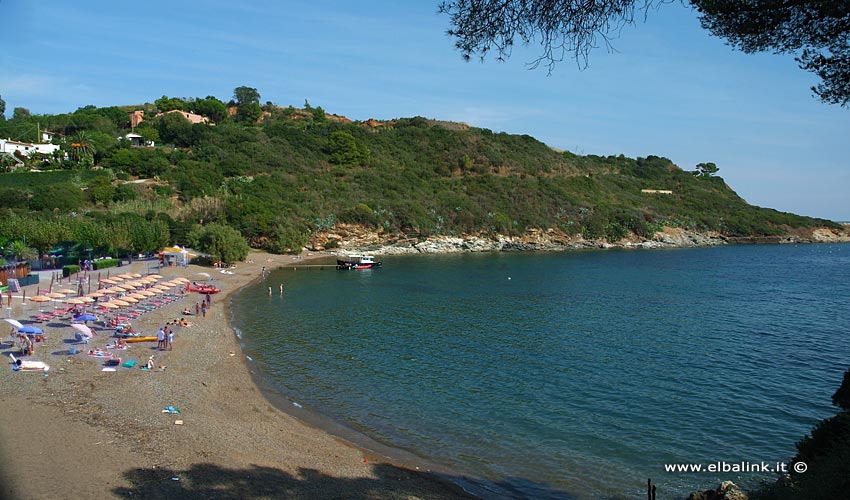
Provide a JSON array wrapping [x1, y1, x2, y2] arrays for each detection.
[[156, 326, 174, 351], [189, 294, 212, 318]]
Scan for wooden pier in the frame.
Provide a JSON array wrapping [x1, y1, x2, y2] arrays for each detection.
[[279, 264, 340, 270]]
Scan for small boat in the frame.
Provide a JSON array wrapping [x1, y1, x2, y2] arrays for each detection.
[[337, 255, 382, 270], [185, 283, 222, 294]]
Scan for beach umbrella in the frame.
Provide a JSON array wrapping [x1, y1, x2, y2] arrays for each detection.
[[4, 318, 24, 329], [98, 302, 120, 310], [88, 291, 108, 298], [129, 273, 142, 278], [46, 292, 67, 299], [125, 293, 147, 300], [70, 323, 93, 338], [119, 296, 138, 303], [73, 314, 98, 323], [100, 278, 117, 285], [136, 290, 157, 297], [65, 298, 86, 305], [78, 297, 95, 303], [29, 295, 52, 303], [18, 325, 43, 335], [110, 299, 130, 307], [148, 274, 163, 279]]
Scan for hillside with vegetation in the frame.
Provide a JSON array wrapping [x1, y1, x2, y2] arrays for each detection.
[[0, 88, 843, 263]]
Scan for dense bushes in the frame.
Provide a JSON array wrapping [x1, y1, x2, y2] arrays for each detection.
[[62, 265, 80, 278], [0, 103, 838, 250], [92, 258, 119, 270]]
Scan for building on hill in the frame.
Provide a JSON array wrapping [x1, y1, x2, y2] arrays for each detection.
[[129, 110, 145, 128], [155, 109, 210, 124], [122, 133, 154, 147], [130, 109, 212, 127], [40, 130, 61, 142], [0, 138, 60, 157]]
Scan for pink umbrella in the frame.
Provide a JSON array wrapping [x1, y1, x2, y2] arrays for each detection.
[[71, 323, 93, 338]]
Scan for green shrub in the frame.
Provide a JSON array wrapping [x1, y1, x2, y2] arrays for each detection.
[[92, 258, 119, 270], [62, 265, 80, 278]]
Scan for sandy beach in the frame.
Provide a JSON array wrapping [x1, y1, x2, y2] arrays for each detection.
[[0, 251, 475, 500]]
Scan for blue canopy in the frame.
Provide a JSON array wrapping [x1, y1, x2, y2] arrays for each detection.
[[73, 314, 98, 322], [18, 325, 43, 335]]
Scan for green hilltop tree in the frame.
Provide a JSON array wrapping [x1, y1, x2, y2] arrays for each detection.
[[233, 86, 262, 123], [694, 162, 719, 178], [0, 94, 5, 120]]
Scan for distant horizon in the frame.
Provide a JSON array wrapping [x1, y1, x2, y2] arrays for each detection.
[[2, 1, 848, 220]]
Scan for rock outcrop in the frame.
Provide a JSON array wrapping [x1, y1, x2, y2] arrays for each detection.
[[687, 481, 748, 500], [307, 223, 848, 255]]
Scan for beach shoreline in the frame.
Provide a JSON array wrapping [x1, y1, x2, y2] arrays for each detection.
[[0, 251, 477, 499]]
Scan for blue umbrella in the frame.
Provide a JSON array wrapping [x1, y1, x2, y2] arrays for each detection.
[[73, 314, 98, 323], [18, 326, 43, 335]]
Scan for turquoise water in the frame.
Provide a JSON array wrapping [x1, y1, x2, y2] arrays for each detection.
[[230, 244, 850, 499]]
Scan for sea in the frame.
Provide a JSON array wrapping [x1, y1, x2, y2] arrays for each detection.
[[229, 243, 850, 500]]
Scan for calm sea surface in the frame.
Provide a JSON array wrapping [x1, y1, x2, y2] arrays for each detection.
[[230, 244, 850, 499]]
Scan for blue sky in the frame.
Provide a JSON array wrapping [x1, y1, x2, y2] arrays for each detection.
[[2, 0, 848, 220]]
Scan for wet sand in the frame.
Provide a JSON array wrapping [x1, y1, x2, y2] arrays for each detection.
[[0, 251, 476, 499]]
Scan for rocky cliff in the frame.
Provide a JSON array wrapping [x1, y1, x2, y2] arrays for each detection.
[[307, 223, 850, 255]]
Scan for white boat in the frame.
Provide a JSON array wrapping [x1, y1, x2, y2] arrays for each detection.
[[336, 255, 382, 270]]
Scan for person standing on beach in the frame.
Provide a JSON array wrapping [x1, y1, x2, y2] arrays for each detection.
[[195, 302, 200, 315], [279, 283, 283, 296], [167, 330, 174, 351], [205, 293, 211, 306], [157, 327, 165, 350], [201, 302, 206, 318]]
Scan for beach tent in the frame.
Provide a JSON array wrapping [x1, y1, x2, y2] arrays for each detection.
[[159, 246, 196, 268]]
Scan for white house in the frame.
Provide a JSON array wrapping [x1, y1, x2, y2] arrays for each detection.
[[0, 138, 60, 157], [122, 133, 154, 147]]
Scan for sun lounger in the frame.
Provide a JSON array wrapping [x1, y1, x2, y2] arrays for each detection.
[[9, 353, 50, 371]]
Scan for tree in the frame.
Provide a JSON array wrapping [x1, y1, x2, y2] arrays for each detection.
[[694, 161, 719, 178], [191, 95, 227, 123], [154, 95, 186, 112], [68, 131, 95, 163], [12, 107, 31, 120], [233, 87, 262, 123], [187, 223, 250, 263], [235, 101, 262, 123], [4, 240, 37, 263], [327, 130, 370, 166], [439, 0, 850, 106], [695, 1, 850, 106], [233, 86, 261, 106], [0, 95, 5, 120]]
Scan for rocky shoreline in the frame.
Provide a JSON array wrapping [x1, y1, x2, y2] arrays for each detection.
[[310, 224, 850, 255]]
